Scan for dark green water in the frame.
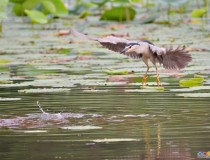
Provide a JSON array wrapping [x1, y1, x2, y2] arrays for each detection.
[[0, 17, 210, 160]]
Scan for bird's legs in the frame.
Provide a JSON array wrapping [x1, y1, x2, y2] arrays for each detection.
[[142, 66, 150, 88], [155, 66, 161, 87]]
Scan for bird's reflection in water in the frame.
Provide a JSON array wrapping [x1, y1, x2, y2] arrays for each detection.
[[143, 121, 193, 160]]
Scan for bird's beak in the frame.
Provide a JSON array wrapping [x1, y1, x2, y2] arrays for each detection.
[[120, 47, 129, 53]]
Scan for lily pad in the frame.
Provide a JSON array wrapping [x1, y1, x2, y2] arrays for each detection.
[[104, 70, 128, 75], [0, 97, 21, 101], [141, 86, 165, 91], [100, 6, 136, 21], [83, 89, 109, 93], [0, 59, 10, 65], [176, 93, 210, 98], [191, 8, 207, 18], [93, 138, 141, 143], [0, 83, 30, 87], [60, 125, 102, 130], [18, 88, 71, 93], [170, 86, 210, 92], [179, 75, 204, 87], [125, 88, 163, 93], [24, 9, 48, 24], [23, 130, 48, 133]]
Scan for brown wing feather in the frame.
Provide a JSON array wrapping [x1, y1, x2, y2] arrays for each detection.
[[100, 41, 142, 59], [71, 28, 142, 59], [162, 46, 192, 69], [97, 36, 131, 53], [99, 41, 127, 53], [71, 28, 97, 41]]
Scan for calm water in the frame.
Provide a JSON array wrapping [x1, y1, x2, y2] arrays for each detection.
[[0, 17, 210, 160]]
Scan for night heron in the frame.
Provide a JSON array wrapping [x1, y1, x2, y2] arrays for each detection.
[[71, 29, 192, 87]]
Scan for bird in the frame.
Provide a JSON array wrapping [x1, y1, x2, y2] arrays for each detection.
[[71, 28, 192, 88]]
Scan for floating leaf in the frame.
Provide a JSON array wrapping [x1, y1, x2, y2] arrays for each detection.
[[177, 93, 210, 98], [41, 0, 56, 15], [61, 125, 102, 130], [104, 70, 128, 75], [79, 10, 89, 19], [91, 0, 109, 7], [100, 6, 136, 21], [83, 89, 109, 93], [93, 138, 141, 143], [0, 83, 29, 87], [9, 0, 25, 3], [141, 86, 165, 90], [23, 130, 47, 133], [171, 86, 210, 92], [12, 3, 23, 16], [0, 97, 21, 101], [140, 15, 158, 24], [0, 0, 8, 20], [179, 75, 204, 87], [0, 59, 10, 64], [24, 9, 48, 24], [18, 88, 71, 93], [0, 80, 12, 84], [22, 0, 40, 10], [191, 8, 207, 18], [0, 0, 8, 7], [51, 0, 68, 17], [125, 87, 164, 93]]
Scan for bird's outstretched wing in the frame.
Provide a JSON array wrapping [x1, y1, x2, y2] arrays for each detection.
[[71, 28, 97, 41], [163, 46, 192, 69], [149, 44, 192, 69], [71, 28, 133, 53]]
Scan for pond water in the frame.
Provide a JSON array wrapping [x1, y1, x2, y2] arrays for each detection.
[[0, 17, 210, 160]]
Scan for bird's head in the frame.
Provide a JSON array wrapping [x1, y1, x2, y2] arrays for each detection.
[[121, 43, 140, 53]]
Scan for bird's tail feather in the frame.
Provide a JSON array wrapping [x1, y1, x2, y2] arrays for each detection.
[[161, 46, 192, 69], [70, 28, 97, 41]]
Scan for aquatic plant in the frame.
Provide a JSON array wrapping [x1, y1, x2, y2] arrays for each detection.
[[10, 0, 68, 24], [0, 0, 8, 33]]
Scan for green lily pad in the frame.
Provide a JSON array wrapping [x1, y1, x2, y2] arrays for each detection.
[[18, 88, 71, 93], [79, 10, 89, 19], [0, 97, 21, 101], [93, 138, 141, 143], [22, 0, 40, 10], [41, 0, 57, 15], [60, 125, 102, 130], [177, 93, 210, 98], [24, 9, 48, 24], [100, 6, 136, 21], [171, 86, 210, 92], [23, 130, 47, 133], [191, 8, 207, 18], [104, 70, 128, 75], [0, 59, 10, 64], [141, 86, 165, 91], [125, 86, 164, 92], [179, 74, 204, 87], [0, 80, 12, 84], [51, 0, 68, 17]]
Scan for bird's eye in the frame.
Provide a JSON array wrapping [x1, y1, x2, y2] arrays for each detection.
[[129, 46, 132, 48]]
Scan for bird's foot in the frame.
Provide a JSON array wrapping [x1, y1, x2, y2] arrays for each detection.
[[157, 78, 161, 87], [142, 76, 148, 88]]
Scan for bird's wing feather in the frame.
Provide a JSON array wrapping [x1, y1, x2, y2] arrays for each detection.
[[148, 44, 166, 55], [97, 36, 131, 53], [71, 28, 142, 58], [71, 28, 134, 53], [162, 46, 191, 69], [71, 28, 98, 41]]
